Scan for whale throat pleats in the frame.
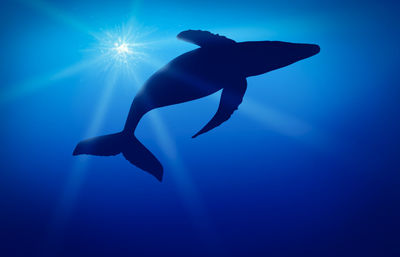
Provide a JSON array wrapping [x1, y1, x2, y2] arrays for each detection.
[[177, 30, 236, 47]]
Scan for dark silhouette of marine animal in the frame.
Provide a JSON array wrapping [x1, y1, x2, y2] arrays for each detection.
[[73, 30, 320, 181]]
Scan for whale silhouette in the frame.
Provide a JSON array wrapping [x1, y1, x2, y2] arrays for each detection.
[[73, 30, 320, 181]]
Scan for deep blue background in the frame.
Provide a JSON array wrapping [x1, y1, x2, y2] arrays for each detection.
[[1, 0, 399, 256]]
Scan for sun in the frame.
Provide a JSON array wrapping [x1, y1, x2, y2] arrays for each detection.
[[111, 38, 134, 64], [114, 41, 132, 55], [93, 25, 148, 73]]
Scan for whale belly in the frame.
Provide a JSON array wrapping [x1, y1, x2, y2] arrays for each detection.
[[135, 70, 223, 109]]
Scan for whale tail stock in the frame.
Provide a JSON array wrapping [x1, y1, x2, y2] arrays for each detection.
[[72, 132, 163, 181]]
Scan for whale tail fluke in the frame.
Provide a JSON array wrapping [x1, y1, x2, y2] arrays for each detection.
[[73, 132, 163, 181], [122, 136, 163, 181], [73, 132, 124, 156]]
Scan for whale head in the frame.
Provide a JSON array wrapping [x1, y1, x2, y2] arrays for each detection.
[[236, 41, 320, 77]]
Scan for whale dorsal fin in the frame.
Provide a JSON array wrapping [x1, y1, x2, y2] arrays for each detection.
[[192, 79, 247, 138], [177, 30, 236, 47]]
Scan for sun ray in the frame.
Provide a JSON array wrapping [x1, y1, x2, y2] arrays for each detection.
[[240, 98, 312, 137], [41, 70, 119, 255], [147, 110, 222, 247], [0, 57, 99, 104], [236, 96, 331, 148], [128, 68, 221, 251], [43, 24, 153, 242], [18, 0, 95, 36]]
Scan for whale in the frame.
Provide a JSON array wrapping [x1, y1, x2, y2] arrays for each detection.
[[73, 30, 320, 181]]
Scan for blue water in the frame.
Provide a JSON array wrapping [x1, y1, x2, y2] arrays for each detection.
[[1, 0, 399, 256]]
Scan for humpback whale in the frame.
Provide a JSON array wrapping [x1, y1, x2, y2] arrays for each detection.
[[73, 30, 320, 181]]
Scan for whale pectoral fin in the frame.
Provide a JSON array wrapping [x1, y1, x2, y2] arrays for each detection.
[[177, 30, 236, 47], [192, 80, 247, 138]]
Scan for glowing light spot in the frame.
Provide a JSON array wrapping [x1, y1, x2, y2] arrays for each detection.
[[91, 24, 149, 76], [114, 42, 131, 54], [111, 38, 134, 64]]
